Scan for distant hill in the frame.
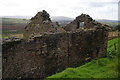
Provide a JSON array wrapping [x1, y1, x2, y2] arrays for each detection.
[[1, 16, 119, 32], [51, 16, 73, 26], [1, 16, 73, 26], [51, 16, 74, 21], [1, 16, 73, 21], [96, 19, 118, 23], [51, 17, 118, 27], [1, 16, 31, 19], [1, 18, 30, 31], [96, 19, 118, 27]]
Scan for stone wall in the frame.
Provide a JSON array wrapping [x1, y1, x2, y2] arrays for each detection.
[[108, 32, 120, 40], [64, 14, 110, 32], [23, 10, 62, 39], [2, 28, 108, 79]]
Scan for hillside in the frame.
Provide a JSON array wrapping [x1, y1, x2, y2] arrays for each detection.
[[1, 16, 118, 28], [51, 16, 73, 26], [2, 18, 30, 31], [1, 16, 31, 19], [46, 37, 120, 78], [96, 19, 118, 27], [1, 18, 30, 39]]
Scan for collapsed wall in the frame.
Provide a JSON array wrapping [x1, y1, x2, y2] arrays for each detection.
[[2, 27, 108, 79]]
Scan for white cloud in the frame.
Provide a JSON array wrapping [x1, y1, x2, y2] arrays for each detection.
[[0, 0, 119, 20]]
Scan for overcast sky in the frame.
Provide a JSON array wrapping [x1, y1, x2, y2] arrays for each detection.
[[0, 0, 119, 20]]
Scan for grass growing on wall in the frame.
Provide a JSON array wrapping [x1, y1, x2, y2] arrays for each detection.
[[46, 37, 120, 79]]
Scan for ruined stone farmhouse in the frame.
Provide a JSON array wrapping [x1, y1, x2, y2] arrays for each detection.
[[2, 10, 109, 79]]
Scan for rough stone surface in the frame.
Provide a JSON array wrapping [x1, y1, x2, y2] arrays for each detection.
[[24, 10, 62, 39], [2, 28, 108, 79], [2, 11, 109, 79], [64, 14, 109, 32]]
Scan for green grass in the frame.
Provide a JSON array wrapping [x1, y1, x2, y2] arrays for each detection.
[[1, 30, 24, 39], [46, 37, 120, 79], [107, 37, 120, 57], [0, 34, 9, 39]]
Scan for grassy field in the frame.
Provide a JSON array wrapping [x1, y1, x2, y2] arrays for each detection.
[[1, 18, 29, 39], [46, 37, 120, 79], [2, 18, 29, 25], [1, 30, 23, 39]]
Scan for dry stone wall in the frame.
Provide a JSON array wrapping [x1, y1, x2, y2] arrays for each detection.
[[2, 28, 108, 79]]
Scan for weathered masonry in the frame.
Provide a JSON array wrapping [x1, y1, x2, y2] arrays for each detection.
[[64, 14, 110, 32], [2, 28, 108, 79], [2, 10, 109, 79]]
